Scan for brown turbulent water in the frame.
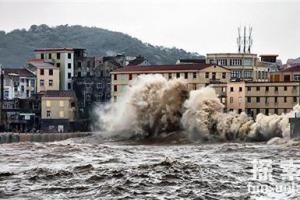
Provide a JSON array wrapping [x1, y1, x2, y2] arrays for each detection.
[[1, 135, 300, 200]]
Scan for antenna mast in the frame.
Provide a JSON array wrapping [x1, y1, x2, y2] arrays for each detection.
[[237, 27, 241, 53]]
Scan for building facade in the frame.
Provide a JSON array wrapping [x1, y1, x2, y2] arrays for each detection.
[[27, 59, 59, 93], [227, 81, 300, 117], [34, 48, 75, 90], [40, 90, 76, 133], [111, 63, 230, 105], [2, 68, 36, 100]]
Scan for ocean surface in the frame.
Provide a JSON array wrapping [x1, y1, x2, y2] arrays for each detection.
[[1, 135, 300, 200]]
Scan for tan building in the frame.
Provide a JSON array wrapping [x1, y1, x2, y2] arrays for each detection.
[[27, 59, 60, 92], [206, 53, 279, 82], [227, 81, 300, 117], [270, 65, 300, 82], [111, 63, 230, 106], [41, 90, 76, 132]]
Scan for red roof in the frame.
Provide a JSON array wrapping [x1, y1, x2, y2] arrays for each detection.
[[113, 63, 229, 73], [28, 58, 44, 63], [280, 65, 300, 72]]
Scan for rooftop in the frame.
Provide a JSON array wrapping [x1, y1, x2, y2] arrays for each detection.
[[3, 68, 35, 77], [42, 90, 75, 98], [259, 54, 279, 57], [280, 65, 300, 72], [206, 53, 257, 56], [34, 48, 85, 52], [28, 60, 56, 69], [113, 63, 229, 73]]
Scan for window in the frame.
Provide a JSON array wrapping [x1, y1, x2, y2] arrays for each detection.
[[26, 79, 29, 87], [41, 53, 44, 59], [21, 85, 24, 92], [222, 72, 226, 79], [193, 72, 197, 79], [294, 74, 300, 81], [59, 101, 64, 107], [26, 90, 29, 97], [284, 86, 287, 91], [284, 97, 287, 103], [56, 63, 60, 68], [230, 87, 234, 92], [176, 73, 180, 78], [275, 86, 278, 92], [46, 100, 51, 107], [21, 78, 24, 83], [49, 80, 53, 87], [265, 109, 269, 115], [274, 109, 278, 114], [256, 108, 260, 114], [168, 73, 172, 79], [247, 87, 251, 91], [129, 74, 132, 80], [275, 97, 278, 103], [46, 110, 51, 117], [294, 97, 297, 103], [230, 97, 233, 103], [114, 85, 117, 92], [56, 53, 60, 59], [266, 86, 269, 92], [77, 72, 81, 77], [114, 74, 117, 80], [238, 97, 242, 103], [247, 97, 251, 103], [30, 79, 35, 87], [49, 53, 52, 59], [40, 69, 44, 75], [205, 72, 209, 79], [68, 63, 71, 69], [97, 83, 102, 89], [212, 72, 216, 80], [68, 53, 71, 59], [265, 97, 268, 104], [256, 86, 260, 91], [59, 111, 64, 118], [184, 72, 188, 79], [68, 83, 71, 90], [49, 69, 53, 76], [256, 97, 260, 103], [239, 87, 242, 92], [78, 62, 82, 68], [40, 79, 44, 87], [68, 73, 71, 79]]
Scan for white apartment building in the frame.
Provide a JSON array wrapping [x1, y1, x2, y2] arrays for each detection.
[[34, 48, 75, 90]]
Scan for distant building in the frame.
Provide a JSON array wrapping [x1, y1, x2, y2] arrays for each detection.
[[111, 63, 230, 106], [40, 90, 76, 133], [34, 48, 76, 90], [27, 59, 60, 92], [270, 65, 300, 82], [206, 53, 258, 81], [227, 81, 300, 117], [1, 68, 35, 99]]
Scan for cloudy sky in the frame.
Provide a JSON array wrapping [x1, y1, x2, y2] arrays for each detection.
[[0, 0, 299, 62]]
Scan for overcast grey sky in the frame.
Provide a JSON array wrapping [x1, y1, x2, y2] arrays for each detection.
[[0, 0, 299, 62]]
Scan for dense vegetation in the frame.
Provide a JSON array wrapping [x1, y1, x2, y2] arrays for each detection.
[[0, 24, 202, 67]]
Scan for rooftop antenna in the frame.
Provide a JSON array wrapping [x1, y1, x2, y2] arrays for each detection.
[[248, 26, 253, 53], [237, 27, 241, 53], [243, 26, 246, 53]]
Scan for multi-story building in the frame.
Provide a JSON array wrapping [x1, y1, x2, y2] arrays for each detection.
[[27, 59, 59, 92], [73, 55, 126, 119], [270, 65, 300, 82], [2, 68, 35, 99], [40, 90, 76, 133], [34, 48, 76, 90], [206, 53, 258, 81], [227, 81, 300, 117], [111, 63, 230, 105]]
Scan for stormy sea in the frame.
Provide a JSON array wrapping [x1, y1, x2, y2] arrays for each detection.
[[1, 75, 300, 199]]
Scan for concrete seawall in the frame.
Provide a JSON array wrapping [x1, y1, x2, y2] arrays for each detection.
[[0, 132, 91, 144]]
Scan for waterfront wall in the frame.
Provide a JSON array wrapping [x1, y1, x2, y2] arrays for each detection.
[[0, 132, 91, 144]]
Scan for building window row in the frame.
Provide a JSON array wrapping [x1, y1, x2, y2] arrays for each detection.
[[247, 86, 295, 92], [40, 53, 61, 60], [246, 96, 298, 103]]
